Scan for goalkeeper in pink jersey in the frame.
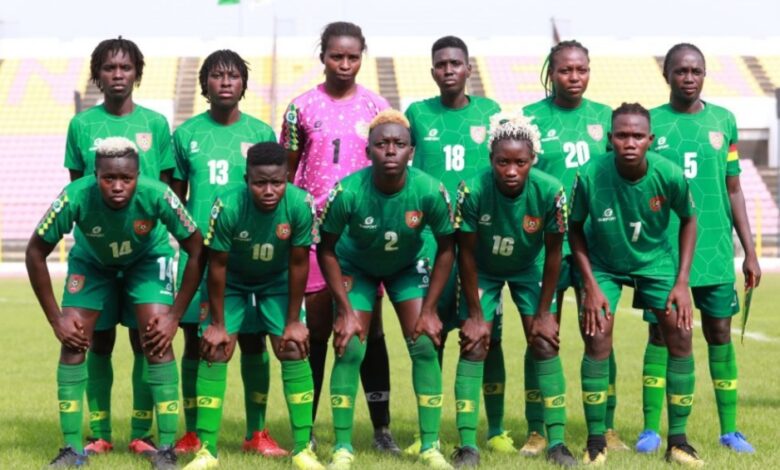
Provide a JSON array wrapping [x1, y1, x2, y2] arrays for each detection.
[[280, 21, 399, 453]]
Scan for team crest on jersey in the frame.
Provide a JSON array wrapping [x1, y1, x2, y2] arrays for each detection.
[[649, 196, 666, 212], [405, 211, 423, 228], [342, 276, 353, 292], [67, 274, 85, 294], [470, 126, 487, 144], [709, 131, 724, 150], [134, 220, 153, 235], [241, 142, 252, 158], [523, 215, 541, 233], [587, 124, 604, 141], [135, 133, 152, 152], [276, 223, 291, 240]]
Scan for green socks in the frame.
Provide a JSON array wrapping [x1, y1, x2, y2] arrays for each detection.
[[130, 353, 154, 440], [605, 350, 617, 430], [536, 356, 567, 448], [642, 343, 668, 433], [86, 351, 112, 442], [181, 358, 199, 433], [282, 360, 315, 454], [58, 362, 88, 452], [330, 336, 367, 452], [195, 361, 228, 455], [667, 355, 695, 436], [524, 348, 545, 436], [241, 352, 270, 439], [483, 342, 506, 438], [148, 360, 180, 447], [709, 342, 738, 435], [581, 355, 609, 436], [455, 358, 483, 449], [408, 336, 443, 452]]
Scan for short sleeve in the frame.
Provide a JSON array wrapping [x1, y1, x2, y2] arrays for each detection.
[[64, 118, 84, 171], [204, 197, 233, 251], [405, 105, 418, 147], [172, 128, 189, 182], [154, 118, 175, 172], [319, 182, 350, 237], [280, 102, 304, 152], [725, 114, 741, 177], [426, 183, 455, 237], [36, 190, 75, 244], [159, 187, 198, 241], [291, 191, 316, 247], [569, 173, 589, 223], [545, 184, 568, 234], [455, 179, 478, 233], [670, 174, 695, 219]]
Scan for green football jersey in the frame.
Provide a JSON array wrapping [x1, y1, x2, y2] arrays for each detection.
[[36, 176, 197, 267], [406, 95, 501, 197], [320, 167, 454, 277], [523, 97, 612, 256], [569, 152, 695, 276], [650, 102, 741, 286], [64, 104, 175, 176], [173, 112, 277, 231], [204, 183, 316, 291], [456, 168, 567, 279]]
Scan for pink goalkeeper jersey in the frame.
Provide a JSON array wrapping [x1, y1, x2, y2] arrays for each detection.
[[280, 83, 389, 212]]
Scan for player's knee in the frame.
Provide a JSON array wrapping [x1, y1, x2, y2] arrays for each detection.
[[666, 330, 693, 357], [460, 344, 487, 362], [407, 335, 438, 363], [702, 316, 731, 345], [276, 342, 306, 361], [339, 338, 367, 366], [648, 323, 666, 346], [530, 335, 557, 360]]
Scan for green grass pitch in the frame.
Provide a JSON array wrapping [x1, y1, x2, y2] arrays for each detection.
[[2, 273, 779, 468]]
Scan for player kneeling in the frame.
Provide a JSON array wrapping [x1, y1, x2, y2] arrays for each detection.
[[454, 112, 576, 467], [318, 110, 456, 470], [569, 103, 701, 467], [183, 142, 322, 470], [27, 137, 205, 469]]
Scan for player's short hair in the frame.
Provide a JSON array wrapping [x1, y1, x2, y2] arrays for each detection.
[[199, 49, 249, 99], [662, 43, 706, 77], [488, 112, 542, 157], [90, 36, 145, 88], [319, 21, 366, 59], [611, 102, 651, 128], [95, 137, 139, 167], [368, 109, 410, 133], [431, 35, 469, 60], [540, 39, 590, 97], [247, 142, 287, 167]]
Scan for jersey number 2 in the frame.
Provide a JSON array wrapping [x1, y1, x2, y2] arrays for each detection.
[[564, 141, 590, 168]]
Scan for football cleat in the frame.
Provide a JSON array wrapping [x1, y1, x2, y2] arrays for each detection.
[[242, 429, 288, 457], [486, 431, 516, 454], [451, 446, 479, 468], [605, 429, 630, 451], [719, 432, 755, 453], [292, 448, 325, 470], [546, 443, 577, 467], [182, 446, 218, 470], [84, 437, 113, 455], [665, 443, 704, 468], [328, 448, 354, 470], [519, 431, 547, 457], [129, 436, 157, 456], [174, 431, 201, 455], [48, 447, 88, 468]]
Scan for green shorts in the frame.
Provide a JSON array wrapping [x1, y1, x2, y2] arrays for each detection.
[[557, 255, 581, 292], [177, 251, 207, 325], [642, 283, 739, 323], [590, 269, 674, 316], [341, 258, 430, 312], [200, 285, 304, 336], [63, 252, 175, 330]]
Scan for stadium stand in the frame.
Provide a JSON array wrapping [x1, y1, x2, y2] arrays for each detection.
[[699, 56, 765, 97], [757, 56, 780, 90]]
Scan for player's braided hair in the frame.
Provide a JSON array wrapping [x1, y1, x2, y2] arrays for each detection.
[[662, 43, 706, 77], [540, 39, 589, 98], [319, 21, 366, 60], [199, 49, 249, 100], [95, 137, 139, 165], [488, 112, 542, 157], [90, 36, 145, 89], [368, 109, 410, 132], [247, 142, 287, 167], [431, 35, 469, 60], [611, 102, 651, 128]]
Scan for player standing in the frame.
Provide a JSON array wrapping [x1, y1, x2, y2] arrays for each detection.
[[318, 110, 455, 470], [404, 36, 508, 456], [637, 43, 761, 455], [64, 37, 175, 456], [454, 113, 576, 467], [27, 138, 205, 469], [183, 142, 323, 470], [280, 21, 398, 452], [521, 40, 628, 455], [170, 50, 285, 457], [569, 103, 700, 466]]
